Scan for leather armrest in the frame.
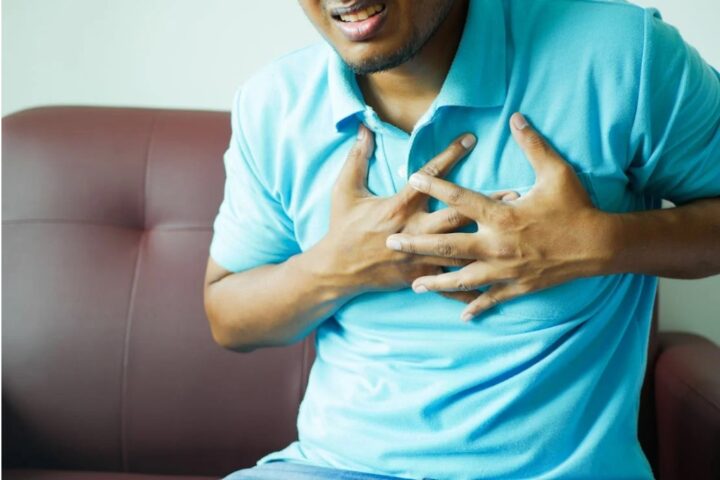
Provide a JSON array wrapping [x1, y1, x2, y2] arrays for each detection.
[[655, 332, 720, 480]]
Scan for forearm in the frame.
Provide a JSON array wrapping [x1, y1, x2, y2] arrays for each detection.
[[205, 242, 355, 352], [604, 196, 720, 279]]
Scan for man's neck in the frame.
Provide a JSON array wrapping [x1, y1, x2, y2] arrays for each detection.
[[357, 0, 469, 134]]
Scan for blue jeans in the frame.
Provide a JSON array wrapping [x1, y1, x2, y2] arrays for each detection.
[[222, 461, 420, 480]]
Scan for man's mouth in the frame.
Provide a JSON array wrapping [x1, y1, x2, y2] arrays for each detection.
[[329, 2, 388, 42], [331, 3, 386, 23]]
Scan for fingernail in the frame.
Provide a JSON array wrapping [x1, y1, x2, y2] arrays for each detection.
[[460, 134, 476, 149], [409, 174, 429, 192], [357, 124, 366, 140], [413, 283, 428, 293], [461, 311, 474, 322], [502, 192, 520, 201], [512, 113, 528, 131], [386, 236, 403, 251]]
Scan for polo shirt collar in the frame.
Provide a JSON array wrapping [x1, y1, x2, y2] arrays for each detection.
[[327, 0, 508, 130], [327, 47, 367, 130], [434, 0, 507, 109]]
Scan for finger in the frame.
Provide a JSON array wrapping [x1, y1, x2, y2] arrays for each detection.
[[395, 133, 476, 207], [439, 291, 477, 304], [489, 190, 520, 202], [406, 174, 496, 220], [459, 283, 530, 321], [410, 263, 490, 293], [386, 232, 480, 259], [509, 113, 572, 183], [417, 255, 474, 268], [417, 207, 473, 233], [334, 123, 374, 198]]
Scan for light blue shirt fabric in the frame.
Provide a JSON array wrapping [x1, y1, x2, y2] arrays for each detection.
[[209, 0, 720, 478]]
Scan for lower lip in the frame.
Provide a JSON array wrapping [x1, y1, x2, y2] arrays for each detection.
[[332, 7, 388, 42]]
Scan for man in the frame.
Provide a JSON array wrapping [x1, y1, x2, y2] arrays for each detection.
[[204, 0, 720, 478]]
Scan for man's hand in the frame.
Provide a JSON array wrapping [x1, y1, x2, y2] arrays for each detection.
[[385, 113, 616, 321], [313, 123, 519, 304]]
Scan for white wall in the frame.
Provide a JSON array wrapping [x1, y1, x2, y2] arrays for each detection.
[[3, 0, 719, 343], [2, 0, 322, 114]]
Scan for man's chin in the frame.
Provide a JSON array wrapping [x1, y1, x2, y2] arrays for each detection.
[[338, 43, 420, 75], [343, 58, 395, 75]]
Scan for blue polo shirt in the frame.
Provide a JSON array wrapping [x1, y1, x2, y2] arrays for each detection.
[[210, 0, 720, 478]]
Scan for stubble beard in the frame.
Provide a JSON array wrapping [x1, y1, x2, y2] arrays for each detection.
[[338, 2, 457, 75]]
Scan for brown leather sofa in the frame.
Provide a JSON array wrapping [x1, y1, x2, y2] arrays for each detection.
[[3, 106, 719, 480]]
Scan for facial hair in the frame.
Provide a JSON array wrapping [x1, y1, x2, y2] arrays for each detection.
[[336, 1, 457, 75]]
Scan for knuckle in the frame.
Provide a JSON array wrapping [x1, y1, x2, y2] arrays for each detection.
[[420, 162, 441, 177], [448, 186, 465, 204], [450, 257, 466, 267], [492, 242, 515, 260], [455, 276, 473, 292], [435, 239, 455, 257], [446, 208, 464, 228], [398, 238, 415, 255]]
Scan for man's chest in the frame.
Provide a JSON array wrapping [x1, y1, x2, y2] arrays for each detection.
[[284, 108, 638, 253]]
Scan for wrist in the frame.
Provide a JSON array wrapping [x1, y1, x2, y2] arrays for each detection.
[[593, 209, 631, 276], [288, 237, 362, 302], [572, 209, 626, 277]]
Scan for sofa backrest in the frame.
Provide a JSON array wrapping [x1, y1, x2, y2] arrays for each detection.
[[2, 107, 315, 477]]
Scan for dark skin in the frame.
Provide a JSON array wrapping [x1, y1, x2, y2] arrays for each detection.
[[204, 0, 720, 350]]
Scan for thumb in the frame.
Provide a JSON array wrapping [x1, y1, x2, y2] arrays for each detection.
[[510, 113, 569, 183], [335, 123, 374, 197]]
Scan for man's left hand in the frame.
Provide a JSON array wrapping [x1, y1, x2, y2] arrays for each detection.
[[385, 113, 618, 322]]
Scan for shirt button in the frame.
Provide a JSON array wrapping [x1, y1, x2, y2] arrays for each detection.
[[396, 165, 407, 178]]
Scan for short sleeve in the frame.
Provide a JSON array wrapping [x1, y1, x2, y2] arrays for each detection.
[[209, 89, 301, 272], [627, 8, 720, 205]]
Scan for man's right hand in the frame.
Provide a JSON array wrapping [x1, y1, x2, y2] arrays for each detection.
[[311, 124, 518, 303]]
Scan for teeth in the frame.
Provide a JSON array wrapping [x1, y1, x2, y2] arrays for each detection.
[[339, 4, 383, 22]]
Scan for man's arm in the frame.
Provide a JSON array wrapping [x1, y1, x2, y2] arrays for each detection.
[[607, 195, 720, 280], [203, 247, 350, 352], [204, 127, 486, 351]]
